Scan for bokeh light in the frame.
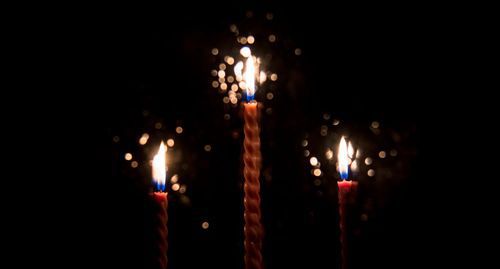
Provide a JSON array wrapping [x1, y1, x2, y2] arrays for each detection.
[[167, 139, 175, 147], [247, 35, 255, 44], [172, 183, 180, 191], [325, 149, 333, 160], [240, 47, 251, 58], [310, 156, 318, 166], [179, 185, 187, 194], [139, 133, 149, 145], [218, 70, 226, 78]]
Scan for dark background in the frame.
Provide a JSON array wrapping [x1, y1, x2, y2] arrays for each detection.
[[101, 2, 420, 269]]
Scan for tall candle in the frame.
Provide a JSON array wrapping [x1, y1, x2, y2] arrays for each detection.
[[242, 53, 263, 269], [152, 141, 168, 269], [337, 137, 357, 269]]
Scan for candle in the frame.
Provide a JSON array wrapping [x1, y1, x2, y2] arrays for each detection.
[[152, 141, 168, 269], [337, 137, 357, 269], [242, 52, 264, 269]]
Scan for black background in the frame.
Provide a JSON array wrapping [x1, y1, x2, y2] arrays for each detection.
[[17, 2, 427, 269], [103, 2, 420, 269]]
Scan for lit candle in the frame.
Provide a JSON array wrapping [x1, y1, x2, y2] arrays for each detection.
[[242, 50, 263, 269], [337, 136, 357, 269], [152, 141, 168, 269]]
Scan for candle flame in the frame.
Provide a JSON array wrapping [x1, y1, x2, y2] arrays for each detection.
[[244, 54, 256, 101], [338, 136, 349, 180], [259, 71, 267, 83], [234, 61, 244, 81], [152, 141, 167, 191], [348, 141, 354, 159]]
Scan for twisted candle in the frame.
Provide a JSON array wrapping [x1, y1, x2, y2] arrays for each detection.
[[152, 192, 168, 269], [243, 101, 263, 269]]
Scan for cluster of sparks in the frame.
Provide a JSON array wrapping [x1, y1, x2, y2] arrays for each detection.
[[210, 23, 278, 108], [116, 123, 188, 195], [303, 134, 360, 183], [113, 10, 412, 234], [303, 114, 400, 183]]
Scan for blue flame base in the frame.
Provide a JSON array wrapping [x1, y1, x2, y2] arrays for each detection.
[[156, 182, 166, 192], [246, 93, 255, 102]]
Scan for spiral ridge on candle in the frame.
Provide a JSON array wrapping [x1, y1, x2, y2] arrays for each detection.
[[243, 103, 263, 269]]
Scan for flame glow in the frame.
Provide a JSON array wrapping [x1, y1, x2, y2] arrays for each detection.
[[152, 141, 167, 191], [348, 142, 354, 158], [259, 71, 267, 83], [234, 61, 244, 82], [338, 136, 349, 180], [243, 54, 257, 101]]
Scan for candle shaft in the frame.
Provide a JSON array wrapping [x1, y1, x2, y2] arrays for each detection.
[[243, 102, 263, 269], [152, 192, 168, 269], [337, 180, 357, 269]]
